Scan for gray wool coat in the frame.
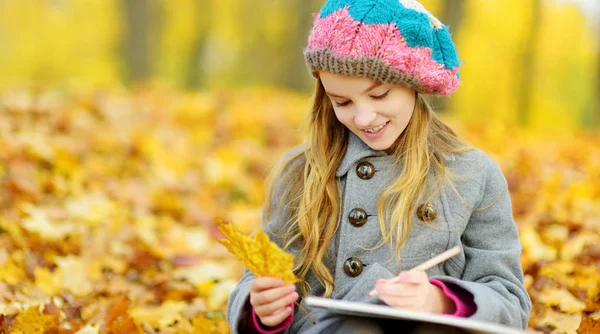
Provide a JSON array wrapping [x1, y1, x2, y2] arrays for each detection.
[[227, 131, 532, 333]]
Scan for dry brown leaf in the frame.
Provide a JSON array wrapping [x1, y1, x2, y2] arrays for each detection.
[[577, 316, 600, 334], [106, 296, 142, 334], [216, 220, 298, 284], [0, 315, 9, 334]]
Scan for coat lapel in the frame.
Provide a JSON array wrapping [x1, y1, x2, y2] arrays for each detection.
[[335, 131, 388, 177]]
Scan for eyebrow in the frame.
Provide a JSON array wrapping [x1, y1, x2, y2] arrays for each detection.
[[326, 82, 383, 99]]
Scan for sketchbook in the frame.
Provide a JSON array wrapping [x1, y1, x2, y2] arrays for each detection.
[[304, 296, 525, 334]]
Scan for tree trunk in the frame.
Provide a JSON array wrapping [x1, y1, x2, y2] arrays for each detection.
[[517, 0, 542, 126], [426, 0, 465, 112], [185, 0, 211, 89], [443, 0, 464, 34], [121, 0, 161, 84], [278, 0, 318, 92]]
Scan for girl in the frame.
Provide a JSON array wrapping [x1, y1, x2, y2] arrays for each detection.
[[227, 0, 532, 333]]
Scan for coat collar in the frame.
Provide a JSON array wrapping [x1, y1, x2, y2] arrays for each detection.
[[335, 131, 389, 177]]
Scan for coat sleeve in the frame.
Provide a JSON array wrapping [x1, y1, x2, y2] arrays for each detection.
[[227, 268, 256, 334], [430, 155, 532, 329], [226, 146, 304, 334]]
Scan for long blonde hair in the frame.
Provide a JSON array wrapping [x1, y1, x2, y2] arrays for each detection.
[[263, 77, 473, 298]]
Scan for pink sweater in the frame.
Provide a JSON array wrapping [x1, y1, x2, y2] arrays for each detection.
[[247, 279, 477, 334]]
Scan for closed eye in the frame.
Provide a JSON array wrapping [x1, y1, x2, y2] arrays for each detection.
[[332, 90, 390, 108], [372, 90, 390, 100], [335, 100, 351, 107]]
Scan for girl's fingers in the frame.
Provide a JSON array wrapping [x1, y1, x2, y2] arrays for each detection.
[[377, 271, 428, 285], [378, 295, 418, 309], [250, 277, 284, 293], [375, 283, 418, 298], [390, 301, 419, 310], [251, 284, 296, 307], [255, 291, 299, 318], [397, 271, 428, 284], [259, 305, 293, 328]]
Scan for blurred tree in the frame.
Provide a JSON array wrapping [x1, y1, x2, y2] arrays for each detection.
[[122, 0, 162, 84], [443, 0, 464, 32], [0, 0, 121, 88], [517, 0, 542, 126], [527, 2, 598, 131], [451, 0, 536, 126], [422, 0, 463, 112], [152, 0, 211, 88], [278, 0, 317, 92], [186, 0, 212, 88], [200, 0, 243, 88], [0, 0, 597, 130]]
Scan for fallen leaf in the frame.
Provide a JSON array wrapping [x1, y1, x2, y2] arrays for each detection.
[[54, 255, 94, 297], [207, 280, 237, 311], [539, 288, 586, 314], [74, 324, 100, 334], [0, 315, 9, 334], [537, 310, 581, 334], [216, 220, 298, 284], [11, 305, 59, 334], [191, 314, 230, 334], [130, 300, 187, 330], [106, 296, 142, 334], [34, 267, 62, 296], [578, 316, 600, 334]]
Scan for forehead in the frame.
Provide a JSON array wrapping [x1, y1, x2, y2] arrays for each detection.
[[319, 71, 382, 95]]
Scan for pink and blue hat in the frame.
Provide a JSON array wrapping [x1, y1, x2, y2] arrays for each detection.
[[304, 0, 462, 96]]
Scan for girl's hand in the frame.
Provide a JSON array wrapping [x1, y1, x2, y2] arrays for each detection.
[[374, 271, 455, 314], [250, 277, 298, 327]]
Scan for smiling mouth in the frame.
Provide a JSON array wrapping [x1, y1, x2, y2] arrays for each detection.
[[363, 121, 389, 133]]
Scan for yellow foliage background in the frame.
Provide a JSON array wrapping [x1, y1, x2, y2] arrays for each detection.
[[0, 0, 599, 333], [0, 0, 597, 129]]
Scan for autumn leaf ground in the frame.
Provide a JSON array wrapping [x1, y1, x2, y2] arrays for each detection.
[[0, 87, 598, 333]]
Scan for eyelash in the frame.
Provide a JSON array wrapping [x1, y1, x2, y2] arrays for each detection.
[[334, 90, 390, 107]]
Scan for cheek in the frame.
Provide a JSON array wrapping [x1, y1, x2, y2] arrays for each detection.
[[386, 101, 414, 123], [333, 109, 352, 126]]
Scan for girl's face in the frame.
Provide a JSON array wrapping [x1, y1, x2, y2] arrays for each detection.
[[319, 71, 416, 152]]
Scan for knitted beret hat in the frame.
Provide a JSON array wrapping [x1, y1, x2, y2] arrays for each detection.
[[304, 0, 462, 95]]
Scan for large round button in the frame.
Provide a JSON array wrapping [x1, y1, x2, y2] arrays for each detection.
[[343, 257, 363, 277], [417, 203, 438, 222], [348, 208, 368, 227], [356, 161, 375, 180]]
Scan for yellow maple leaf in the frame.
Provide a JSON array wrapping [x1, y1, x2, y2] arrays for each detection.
[[74, 324, 101, 334], [207, 280, 238, 311], [34, 267, 63, 296], [10, 306, 58, 334], [19, 203, 78, 241], [536, 310, 581, 333], [191, 314, 230, 334], [130, 301, 187, 330], [0, 251, 25, 285], [216, 220, 298, 284], [539, 288, 586, 314], [54, 255, 94, 297], [195, 279, 218, 297]]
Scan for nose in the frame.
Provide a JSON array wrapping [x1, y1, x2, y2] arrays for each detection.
[[354, 103, 377, 128]]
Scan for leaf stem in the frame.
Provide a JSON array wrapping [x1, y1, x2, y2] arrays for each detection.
[[294, 301, 315, 324]]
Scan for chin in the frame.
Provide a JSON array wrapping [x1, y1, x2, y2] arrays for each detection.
[[364, 139, 393, 152]]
